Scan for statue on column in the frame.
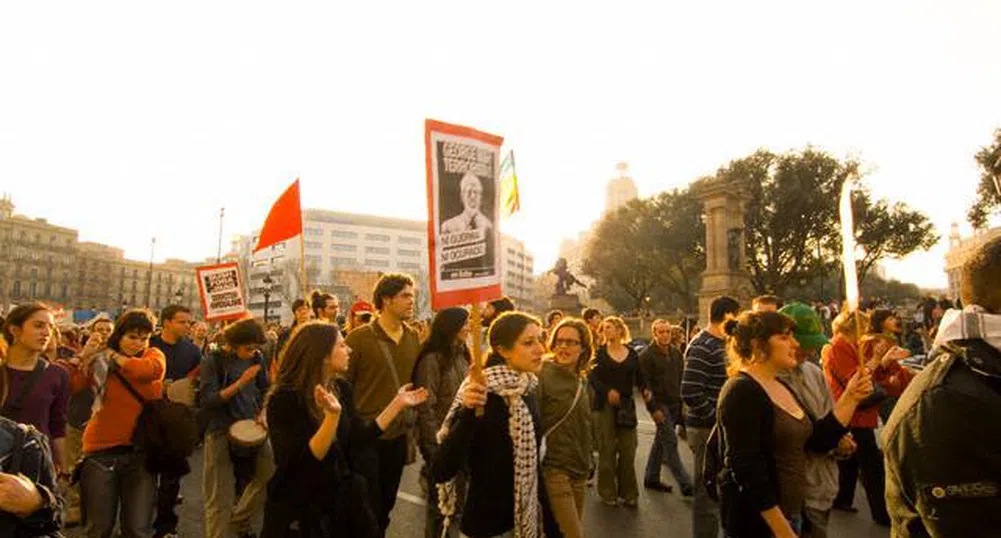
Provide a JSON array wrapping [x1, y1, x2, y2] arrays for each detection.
[[551, 257, 587, 296]]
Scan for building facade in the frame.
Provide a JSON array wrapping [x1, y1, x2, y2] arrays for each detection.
[[0, 195, 200, 318], [944, 222, 1001, 301], [233, 208, 535, 322]]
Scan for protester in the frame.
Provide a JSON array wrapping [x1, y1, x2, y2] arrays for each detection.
[[823, 309, 904, 526], [60, 314, 114, 526], [345, 273, 421, 536], [776, 303, 856, 538], [149, 305, 201, 538], [682, 295, 740, 538], [481, 297, 516, 328], [272, 298, 312, 379], [715, 311, 873, 538], [261, 321, 427, 538], [411, 307, 471, 538], [0, 414, 64, 537], [589, 316, 649, 507], [1, 304, 71, 526], [79, 308, 164, 538], [433, 311, 562, 538], [310, 291, 340, 324], [863, 309, 913, 422], [191, 321, 210, 356], [639, 320, 693, 496], [751, 295, 781, 313], [542, 310, 564, 345], [539, 317, 594, 538], [884, 235, 1001, 536], [347, 301, 376, 334], [199, 318, 273, 538], [581, 308, 603, 347]]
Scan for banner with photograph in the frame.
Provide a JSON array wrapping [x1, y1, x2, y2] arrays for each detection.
[[425, 119, 504, 310], [195, 262, 248, 322]]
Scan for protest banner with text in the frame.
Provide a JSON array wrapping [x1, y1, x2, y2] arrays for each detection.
[[196, 262, 248, 322]]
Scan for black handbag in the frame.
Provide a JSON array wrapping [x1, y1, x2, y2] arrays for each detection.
[[614, 402, 638, 429]]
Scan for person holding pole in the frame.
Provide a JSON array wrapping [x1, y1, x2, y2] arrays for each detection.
[[433, 311, 563, 538]]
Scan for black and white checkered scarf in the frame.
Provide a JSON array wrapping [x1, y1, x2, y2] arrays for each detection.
[[436, 364, 543, 538]]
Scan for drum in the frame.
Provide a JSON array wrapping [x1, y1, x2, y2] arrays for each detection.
[[228, 419, 268, 448], [165, 378, 196, 407]]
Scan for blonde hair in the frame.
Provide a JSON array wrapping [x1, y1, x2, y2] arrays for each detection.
[[832, 309, 869, 338], [601, 316, 631, 345]]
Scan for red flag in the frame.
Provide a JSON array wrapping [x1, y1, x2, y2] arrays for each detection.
[[254, 179, 302, 252]]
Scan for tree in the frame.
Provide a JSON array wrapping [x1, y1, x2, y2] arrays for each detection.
[[968, 128, 1001, 229], [706, 147, 937, 296], [583, 190, 705, 313]]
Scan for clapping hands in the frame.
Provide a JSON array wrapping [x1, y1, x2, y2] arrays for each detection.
[[314, 384, 342, 416]]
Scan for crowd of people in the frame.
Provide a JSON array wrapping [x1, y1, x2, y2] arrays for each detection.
[[0, 235, 998, 537]]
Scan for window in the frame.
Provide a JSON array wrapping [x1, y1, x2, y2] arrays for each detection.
[[365, 246, 390, 255], [61, 285, 68, 298], [365, 233, 391, 242], [331, 257, 355, 266], [332, 230, 357, 239], [29, 282, 37, 296], [305, 241, 324, 249], [365, 259, 390, 268], [305, 227, 323, 237], [398, 236, 423, 245], [305, 255, 322, 264], [397, 249, 421, 257], [331, 244, 357, 252], [12, 281, 20, 296], [398, 262, 421, 270]]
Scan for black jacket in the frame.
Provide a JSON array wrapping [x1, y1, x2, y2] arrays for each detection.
[[431, 358, 562, 538], [883, 339, 1001, 538], [262, 381, 381, 538], [717, 373, 847, 538], [638, 343, 684, 417]]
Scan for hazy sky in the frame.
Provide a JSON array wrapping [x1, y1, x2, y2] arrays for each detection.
[[3, 1, 999, 289]]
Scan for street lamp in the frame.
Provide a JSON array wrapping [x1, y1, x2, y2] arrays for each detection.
[[262, 274, 274, 323]]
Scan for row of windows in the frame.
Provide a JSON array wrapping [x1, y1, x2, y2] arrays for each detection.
[[365, 259, 390, 268], [365, 246, 390, 255]]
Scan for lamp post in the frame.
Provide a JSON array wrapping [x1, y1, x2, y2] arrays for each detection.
[[262, 274, 274, 323]]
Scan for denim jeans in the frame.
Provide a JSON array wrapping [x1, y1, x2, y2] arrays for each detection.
[[644, 405, 693, 490], [79, 448, 157, 538]]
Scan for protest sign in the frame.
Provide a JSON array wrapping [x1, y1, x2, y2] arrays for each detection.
[[425, 119, 504, 310], [195, 262, 248, 321]]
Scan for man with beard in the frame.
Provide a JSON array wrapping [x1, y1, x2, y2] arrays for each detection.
[[346, 273, 421, 537]]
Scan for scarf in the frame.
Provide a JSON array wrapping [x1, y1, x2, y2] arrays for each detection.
[[90, 352, 111, 415], [933, 305, 1001, 354], [435, 364, 543, 538]]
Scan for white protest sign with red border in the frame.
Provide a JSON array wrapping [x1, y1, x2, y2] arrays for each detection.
[[425, 120, 504, 310], [195, 262, 248, 322]]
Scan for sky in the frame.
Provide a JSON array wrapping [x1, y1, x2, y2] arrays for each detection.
[[2, 1, 1000, 289]]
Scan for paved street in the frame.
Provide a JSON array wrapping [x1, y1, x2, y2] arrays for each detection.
[[67, 401, 889, 537]]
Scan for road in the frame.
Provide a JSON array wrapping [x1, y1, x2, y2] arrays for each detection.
[[67, 402, 889, 537]]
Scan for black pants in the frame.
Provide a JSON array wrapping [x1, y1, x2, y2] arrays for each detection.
[[153, 471, 182, 536], [354, 436, 408, 536], [834, 427, 890, 525]]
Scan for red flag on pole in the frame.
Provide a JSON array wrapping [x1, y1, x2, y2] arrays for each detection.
[[254, 179, 302, 252]]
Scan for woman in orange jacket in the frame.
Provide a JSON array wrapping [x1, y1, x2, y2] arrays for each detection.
[[77, 309, 165, 538]]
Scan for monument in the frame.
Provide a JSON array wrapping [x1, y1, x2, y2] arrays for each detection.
[[548, 257, 587, 312], [694, 179, 754, 322]]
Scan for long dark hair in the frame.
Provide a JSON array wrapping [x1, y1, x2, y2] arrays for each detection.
[[414, 308, 470, 380], [723, 311, 796, 376], [269, 321, 340, 422]]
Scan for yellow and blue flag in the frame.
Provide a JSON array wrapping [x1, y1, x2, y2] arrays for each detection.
[[499, 150, 520, 218]]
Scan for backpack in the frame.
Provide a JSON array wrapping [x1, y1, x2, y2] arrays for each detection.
[[110, 367, 199, 475], [0, 420, 64, 537]]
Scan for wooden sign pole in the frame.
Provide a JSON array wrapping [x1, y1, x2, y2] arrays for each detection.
[[469, 303, 486, 417]]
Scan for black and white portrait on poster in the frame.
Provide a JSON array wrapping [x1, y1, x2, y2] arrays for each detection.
[[425, 120, 503, 309]]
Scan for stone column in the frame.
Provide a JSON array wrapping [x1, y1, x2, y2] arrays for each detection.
[[693, 179, 754, 324]]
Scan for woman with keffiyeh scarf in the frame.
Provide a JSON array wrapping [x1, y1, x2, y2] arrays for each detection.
[[432, 312, 563, 538]]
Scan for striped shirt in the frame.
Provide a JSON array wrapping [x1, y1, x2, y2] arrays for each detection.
[[681, 330, 728, 428]]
